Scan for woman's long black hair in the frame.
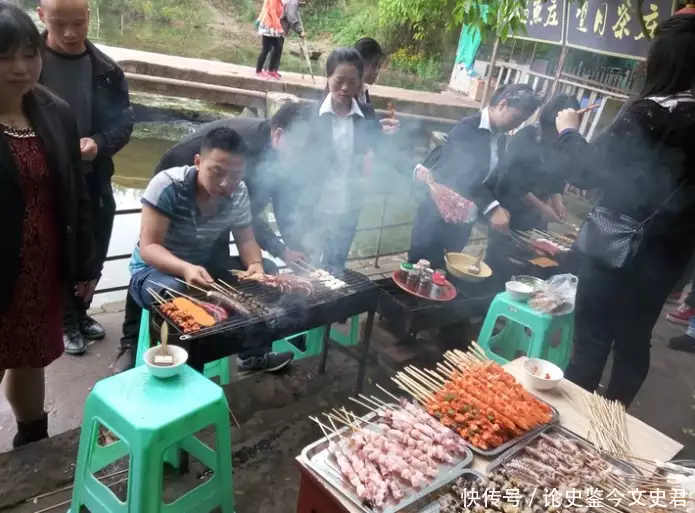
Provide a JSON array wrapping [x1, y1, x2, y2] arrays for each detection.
[[324, 47, 364, 93], [539, 94, 580, 139], [637, 13, 695, 100], [0, 1, 42, 57]]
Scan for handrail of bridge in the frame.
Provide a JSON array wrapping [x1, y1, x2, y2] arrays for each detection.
[[95, 193, 415, 296]]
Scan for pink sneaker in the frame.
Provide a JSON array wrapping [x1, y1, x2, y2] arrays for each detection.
[[267, 71, 281, 80], [666, 304, 695, 325], [255, 71, 269, 79]]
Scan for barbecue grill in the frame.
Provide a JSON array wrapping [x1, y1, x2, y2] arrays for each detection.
[[376, 276, 498, 339], [151, 268, 380, 393]]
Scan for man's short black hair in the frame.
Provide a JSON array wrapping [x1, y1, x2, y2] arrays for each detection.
[[200, 126, 248, 156], [269, 102, 305, 131], [354, 37, 384, 62]]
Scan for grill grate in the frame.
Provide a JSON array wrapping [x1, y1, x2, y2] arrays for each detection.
[[154, 269, 377, 340]]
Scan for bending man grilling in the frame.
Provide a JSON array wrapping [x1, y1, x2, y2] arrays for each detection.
[[127, 127, 294, 374]]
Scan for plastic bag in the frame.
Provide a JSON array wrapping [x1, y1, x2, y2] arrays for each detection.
[[528, 274, 579, 315]]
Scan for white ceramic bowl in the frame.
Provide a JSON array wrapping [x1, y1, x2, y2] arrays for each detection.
[[523, 358, 564, 391], [505, 280, 534, 302], [144, 345, 188, 379]]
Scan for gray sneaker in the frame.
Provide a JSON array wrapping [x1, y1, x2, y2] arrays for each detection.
[[238, 351, 294, 373]]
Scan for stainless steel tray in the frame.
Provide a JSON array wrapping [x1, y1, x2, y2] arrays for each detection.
[[467, 402, 560, 458], [301, 410, 474, 513], [413, 470, 484, 513], [486, 425, 640, 476]]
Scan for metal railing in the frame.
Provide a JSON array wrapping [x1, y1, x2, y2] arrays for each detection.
[[95, 193, 415, 296]]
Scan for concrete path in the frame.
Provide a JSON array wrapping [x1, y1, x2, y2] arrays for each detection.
[[98, 44, 479, 121]]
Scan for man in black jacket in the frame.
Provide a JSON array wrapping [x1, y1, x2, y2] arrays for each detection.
[[112, 103, 309, 373], [38, 0, 134, 355], [408, 84, 541, 269]]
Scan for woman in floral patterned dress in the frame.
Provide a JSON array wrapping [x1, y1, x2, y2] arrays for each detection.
[[0, 2, 97, 448]]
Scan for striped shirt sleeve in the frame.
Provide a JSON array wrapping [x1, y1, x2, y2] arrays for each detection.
[[141, 169, 180, 218], [230, 182, 253, 228]]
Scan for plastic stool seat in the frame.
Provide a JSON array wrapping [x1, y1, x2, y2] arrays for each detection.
[[477, 292, 574, 370], [329, 316, 360, 347], [69, 365, 234, 512]]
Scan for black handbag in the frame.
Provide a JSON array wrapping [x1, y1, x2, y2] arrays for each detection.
[[575, 206, 650, 270], [575, 93, 693, 270]]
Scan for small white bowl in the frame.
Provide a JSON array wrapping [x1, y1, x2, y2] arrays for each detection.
[[506, 281, 534, 302], [144, 345, 188, 379], [523, 358, 564, 391]]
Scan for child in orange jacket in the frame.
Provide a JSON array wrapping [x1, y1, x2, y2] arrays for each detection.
[[255, 0, 284, 80]]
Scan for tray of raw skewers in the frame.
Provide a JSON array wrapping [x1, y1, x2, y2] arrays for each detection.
[[304, 391, 475, 513], [392, 345, 559, 457]]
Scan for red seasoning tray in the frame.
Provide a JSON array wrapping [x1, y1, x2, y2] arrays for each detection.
[[391, 271, 457, 302]]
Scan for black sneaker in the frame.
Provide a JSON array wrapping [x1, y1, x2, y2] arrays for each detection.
[[668, 334, 695, 353], [111, 345, 136, 375], [80, 315, 106, 340], [238, 351, 294, 373], [63, 329, 88, 355]]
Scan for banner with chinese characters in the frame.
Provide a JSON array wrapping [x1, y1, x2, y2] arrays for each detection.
[[518, 0, 567, 44], [565, 0, 677, 60]]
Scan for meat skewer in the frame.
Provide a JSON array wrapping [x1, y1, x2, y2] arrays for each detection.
[[174, 278, 254, 317]]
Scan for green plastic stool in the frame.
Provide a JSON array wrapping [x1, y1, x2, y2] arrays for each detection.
[[329, 316, 360, 347], [272, 328, 324, 360], [68, 365, 234, 513], [477, 292, 574, 370], [136, 309, 231, 386]]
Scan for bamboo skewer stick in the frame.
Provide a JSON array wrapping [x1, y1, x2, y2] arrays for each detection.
[[174, 277, 208, 293], [376, 383, 401, 404], [392, 376, 426, 403]]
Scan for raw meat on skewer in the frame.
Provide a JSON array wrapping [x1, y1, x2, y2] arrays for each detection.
[[414, 165, 477, 224]]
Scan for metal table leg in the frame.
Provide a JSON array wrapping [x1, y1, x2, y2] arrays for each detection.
[[318, 324, 331, 374], [355, 310, 375, 394]]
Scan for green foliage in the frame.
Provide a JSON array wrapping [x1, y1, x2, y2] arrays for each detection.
[[94, 0, 205, 23], [303, 0, 384, 46]]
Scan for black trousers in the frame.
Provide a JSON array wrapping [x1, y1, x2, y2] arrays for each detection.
[[408, 199, 474, 270], [119, 255, 278, 353], [64, 173, 116, 328], [565, 257, 680, 406], [256, 36, 284, 73]]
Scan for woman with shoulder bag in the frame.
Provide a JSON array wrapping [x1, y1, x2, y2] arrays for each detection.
[[0, 2, 98, 447], [555, 11, 695, 406]]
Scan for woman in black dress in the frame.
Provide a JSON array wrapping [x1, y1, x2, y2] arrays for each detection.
[[0, 2, 97, 447]]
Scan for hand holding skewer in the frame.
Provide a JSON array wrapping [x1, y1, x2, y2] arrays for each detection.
[[183, 264, 214, 287], [555, 103, 600, 133]]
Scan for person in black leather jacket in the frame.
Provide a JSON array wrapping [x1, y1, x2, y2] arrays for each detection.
[[38, 0, 133, 355]]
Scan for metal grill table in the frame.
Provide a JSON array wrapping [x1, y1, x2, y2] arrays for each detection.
[[151, 269, 380, 393], [375, 276, 499, 340]]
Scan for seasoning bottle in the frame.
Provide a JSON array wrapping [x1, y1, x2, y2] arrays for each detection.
[[399, 262, 413, 283], [406, 265, 420, 291], [416, 259, 431, 271], [430, 272, 447, 299], [418, 268, 434, 296]]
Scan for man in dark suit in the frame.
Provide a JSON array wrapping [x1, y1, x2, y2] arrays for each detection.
[[408, 84, 542, 269]]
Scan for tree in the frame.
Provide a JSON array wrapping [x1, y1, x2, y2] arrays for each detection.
[[379, 0, 651, 42]]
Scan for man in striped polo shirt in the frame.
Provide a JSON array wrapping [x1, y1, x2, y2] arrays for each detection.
[[128, 126, 293, 373]]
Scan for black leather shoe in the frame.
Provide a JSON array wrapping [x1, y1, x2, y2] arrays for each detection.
[[79, 315, 106, 340], [13, 413, 48, 448], [63, 329, 88, 355], [111, 345, 136, 375]]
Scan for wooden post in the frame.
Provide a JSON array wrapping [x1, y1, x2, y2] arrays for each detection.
[[480, 38, 500, 110], [548, 45, 568, 98], [529, 42, 538, 70]]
